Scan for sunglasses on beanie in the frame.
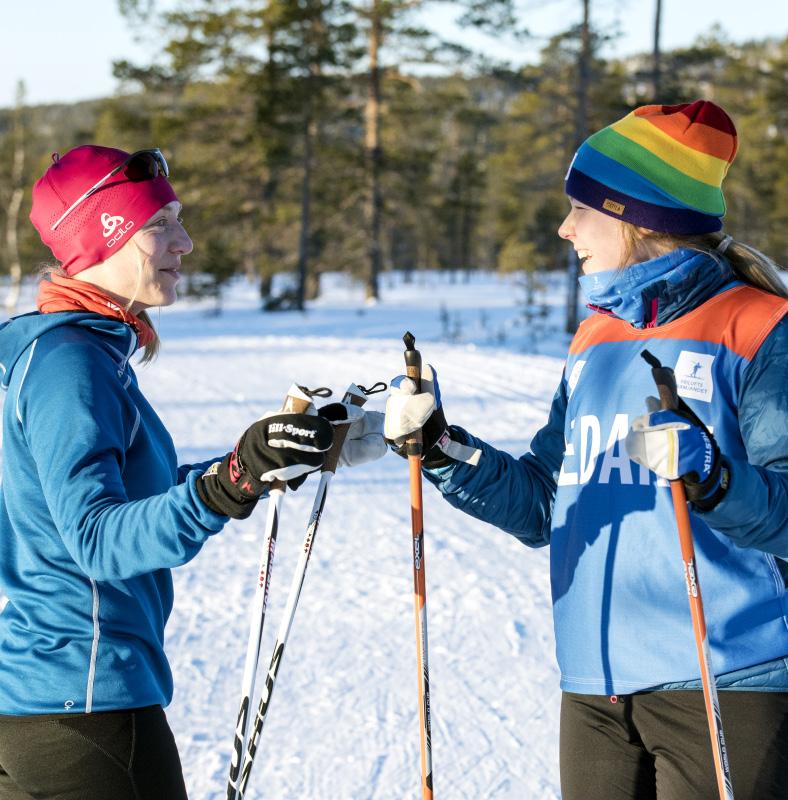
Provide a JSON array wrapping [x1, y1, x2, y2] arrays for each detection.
[[50, 148, 169, 232]]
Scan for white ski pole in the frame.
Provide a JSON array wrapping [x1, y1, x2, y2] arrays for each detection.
[[238, 382, 374, 798], [226, 383, 323, 800]]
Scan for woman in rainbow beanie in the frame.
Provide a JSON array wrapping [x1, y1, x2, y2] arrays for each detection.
[[384, 100, 788, 799]]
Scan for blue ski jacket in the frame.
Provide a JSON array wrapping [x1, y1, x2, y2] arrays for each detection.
[[426, 249, 788, 695], [0, 311, 228, 714]]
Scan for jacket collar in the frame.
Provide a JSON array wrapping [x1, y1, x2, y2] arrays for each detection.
[[578, 248, 735, 328]]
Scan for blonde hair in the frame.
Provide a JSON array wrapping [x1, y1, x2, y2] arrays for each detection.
[[125, 248, 160, 363], [622, 226, 788, 299], [135, 310, 160, 363]]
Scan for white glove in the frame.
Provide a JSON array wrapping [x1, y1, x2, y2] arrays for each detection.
[[384, 364, 440, 444], [318, 403, 387, 468], [339, 410, 387, 467], [384, 364, 480, 467]]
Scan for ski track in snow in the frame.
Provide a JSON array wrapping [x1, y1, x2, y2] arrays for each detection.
[[3, 273, 568, 799]]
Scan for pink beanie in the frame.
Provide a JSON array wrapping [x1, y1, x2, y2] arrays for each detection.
[[30, 145, 178, 276]]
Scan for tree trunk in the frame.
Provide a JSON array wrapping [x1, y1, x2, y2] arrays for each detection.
[[259, 273, 273, 302], [304, 270, 320, 301], [565, 0, 590, 334], [652, 0, 662, 100], [5, 82, 26, 317], [459, 164, 474, 280], [296, 113, 315, 310], [258, 25, 280, 311], [364, 0, 383, 302], [5, 185, 24, 317]]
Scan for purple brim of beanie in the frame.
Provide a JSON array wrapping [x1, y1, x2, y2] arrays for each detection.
[[566, 169, 722, 235]]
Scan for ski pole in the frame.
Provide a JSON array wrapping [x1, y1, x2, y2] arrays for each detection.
[[226, 383, 330, 800], [641, 350, 734, 800], [238, 381, 385, 797], [402, 332, 434, 800]]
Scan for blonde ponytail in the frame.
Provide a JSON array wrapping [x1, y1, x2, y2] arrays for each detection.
[[622, 226, 788, 300], [134, 310, 160, 363]]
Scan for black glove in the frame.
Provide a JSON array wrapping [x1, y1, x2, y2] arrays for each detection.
[[197, 412, 333, 518]]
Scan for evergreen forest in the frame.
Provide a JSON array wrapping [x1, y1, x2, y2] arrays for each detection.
[[1, 1, 786, 320]]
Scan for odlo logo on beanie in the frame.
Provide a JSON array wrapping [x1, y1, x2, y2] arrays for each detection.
[[101, 212, 135, 248]]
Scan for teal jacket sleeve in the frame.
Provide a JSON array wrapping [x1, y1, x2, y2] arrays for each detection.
[[422, 375, 568, 548], [19, 339, 228, 581], [699, 315, 788, 557]]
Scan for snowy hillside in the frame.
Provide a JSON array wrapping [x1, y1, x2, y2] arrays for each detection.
[[4, 271, 573, 799]]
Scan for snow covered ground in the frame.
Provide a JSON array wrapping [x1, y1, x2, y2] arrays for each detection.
[[4, 271, 575, 799]]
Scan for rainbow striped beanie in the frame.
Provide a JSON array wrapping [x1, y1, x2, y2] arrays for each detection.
[[565, 100, 738, 234]]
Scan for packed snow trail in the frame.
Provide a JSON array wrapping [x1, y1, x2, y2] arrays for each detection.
[[4, 273, 567, 799]]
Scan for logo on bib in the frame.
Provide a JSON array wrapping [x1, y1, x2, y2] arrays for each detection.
[[674, 351, 715, 402]]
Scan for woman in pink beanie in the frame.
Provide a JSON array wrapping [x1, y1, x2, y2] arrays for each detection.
[[0, 146, 384, 798]]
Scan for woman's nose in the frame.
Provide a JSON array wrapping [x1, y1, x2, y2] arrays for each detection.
[[172, 225, 193, 255], [558, 212, 574, 240]]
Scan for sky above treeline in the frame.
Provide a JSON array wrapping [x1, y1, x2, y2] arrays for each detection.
[[1, 0, 786, 108]]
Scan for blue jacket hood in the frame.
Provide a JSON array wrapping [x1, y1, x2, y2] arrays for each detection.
[[0, 312, 138, 390]]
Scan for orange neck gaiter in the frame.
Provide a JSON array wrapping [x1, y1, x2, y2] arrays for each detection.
[[37, 273, 156, 348]]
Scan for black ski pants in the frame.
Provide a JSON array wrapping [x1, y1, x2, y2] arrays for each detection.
[[560, 689, 788, 800], [0, 705, 188, 800]]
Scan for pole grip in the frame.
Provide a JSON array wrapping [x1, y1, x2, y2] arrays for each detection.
[[641, 349, 679, 411], [342, 383, 369, 408], [403, 331, 422, 390], [271, 384, 315, 491], [280, 384, 313, 414], [403, 332, 423, 456], [322, 384, 368, 474]]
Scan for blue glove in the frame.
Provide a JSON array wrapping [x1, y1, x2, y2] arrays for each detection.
[[626, 401, 729, 511]]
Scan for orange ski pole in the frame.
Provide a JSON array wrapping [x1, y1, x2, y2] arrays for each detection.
[[641, 350, 734, 800], [403, 331, 434, 800]]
